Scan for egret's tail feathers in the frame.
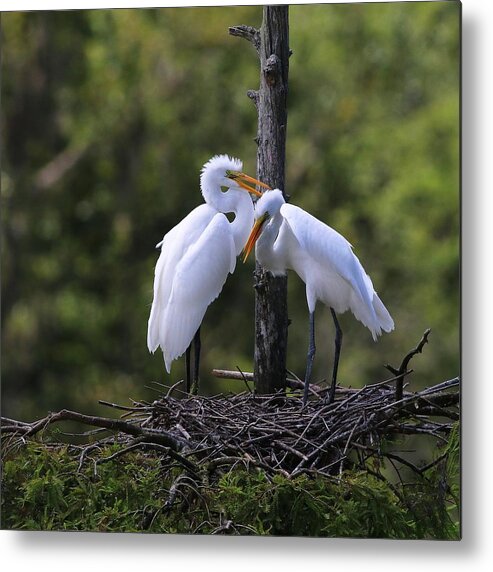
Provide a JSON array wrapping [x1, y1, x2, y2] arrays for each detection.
[[161, 304, 204, 375], [365, 295, 394, 341], [349, 289, 394, 341], [147, 303, 161, 354], [163, 353, 173, 374], [349, 290, 379, 340], [373, 293, 394, 333], [147, 333, 159, 354]]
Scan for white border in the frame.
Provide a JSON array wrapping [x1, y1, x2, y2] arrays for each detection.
[[2, 0, 493, 569]]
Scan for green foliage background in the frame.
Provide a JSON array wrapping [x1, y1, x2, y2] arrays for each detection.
[[1, 3, 459, 421]]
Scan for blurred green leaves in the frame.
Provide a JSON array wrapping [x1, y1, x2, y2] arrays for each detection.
[[1, 2, 459, 420]]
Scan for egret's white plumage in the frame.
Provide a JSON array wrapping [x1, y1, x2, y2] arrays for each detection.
[[147, 155, 266, 376], [243, 189, 394, 403]]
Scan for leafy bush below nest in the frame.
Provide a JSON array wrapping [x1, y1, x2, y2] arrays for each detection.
[[2, 429, 460, 538]]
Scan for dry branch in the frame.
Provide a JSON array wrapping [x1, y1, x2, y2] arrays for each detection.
[[228, 25, 260, 54], [4, 408, 189, 451], [211, 368, 323, 393], [386, 328, 432, 401]]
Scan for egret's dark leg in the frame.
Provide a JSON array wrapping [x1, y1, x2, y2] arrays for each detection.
[[303, 311, 316, 406], [185, 345, 192, 393], [191, 327, 201, 395], [328, 308, 343, 404]]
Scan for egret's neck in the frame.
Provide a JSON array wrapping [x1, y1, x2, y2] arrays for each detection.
[[201, 177, 253, 255], [228, 190, 254, 255], [200, 173, 227, 212], [256, 212, 285, 274]]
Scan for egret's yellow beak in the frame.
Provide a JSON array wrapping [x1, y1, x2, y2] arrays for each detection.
[[242, 213, 269, 263], [227, 171, 271, 197]]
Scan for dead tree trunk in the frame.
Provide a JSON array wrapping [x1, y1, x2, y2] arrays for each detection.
[[229, 6, 290, 394]]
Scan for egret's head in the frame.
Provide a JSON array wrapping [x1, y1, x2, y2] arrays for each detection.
[[253, 189, 285, 218], [242, 189, 285, 262], [200, 155, 269, 197]]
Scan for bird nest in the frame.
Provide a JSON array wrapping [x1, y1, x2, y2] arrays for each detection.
[[3, 377, 459, 482], [141, 376, 459, 478], [2, 331, 459, 482]]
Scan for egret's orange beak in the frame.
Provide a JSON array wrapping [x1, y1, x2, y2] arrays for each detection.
[[227, 172, 271, 196], [242, 213, 269, 263]]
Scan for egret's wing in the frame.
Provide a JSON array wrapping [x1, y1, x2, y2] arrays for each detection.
[[281, 204, 384, 335], [147, 204, 217, 353], [160, 213, 236, 372]]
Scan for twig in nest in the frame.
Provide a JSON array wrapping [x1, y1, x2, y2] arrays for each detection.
[[2, 409, 189, 452], [236, 366, 253, 393], [385, 329, 431, 401]]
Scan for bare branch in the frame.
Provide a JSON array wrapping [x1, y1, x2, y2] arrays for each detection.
[[385, 329, 432, 401], [247, 89, 259, 108], [2, 408, 188, 451], [228, 25, 260, 55], [211, 368, 323, 393]]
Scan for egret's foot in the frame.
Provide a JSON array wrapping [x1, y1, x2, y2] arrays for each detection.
[[191, 379, 199, 396], [325, 382, 337, 404]]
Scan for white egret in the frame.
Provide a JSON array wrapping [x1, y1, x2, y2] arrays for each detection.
[[147, 155, 269, 391], [242, 189, 394, 405]]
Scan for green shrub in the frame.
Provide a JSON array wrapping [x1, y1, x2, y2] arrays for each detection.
[[2, 430, 459, 538]]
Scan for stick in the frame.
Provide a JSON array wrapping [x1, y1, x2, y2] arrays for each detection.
[[211, 368, 323, 393], [385, 329, 431, 401], [228, 25, 260, 54], [3, 409, 188, 451]]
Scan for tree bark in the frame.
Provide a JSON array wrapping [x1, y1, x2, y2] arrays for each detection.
[[254, 7, 289, 394], [230, 6, 289, 394]]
